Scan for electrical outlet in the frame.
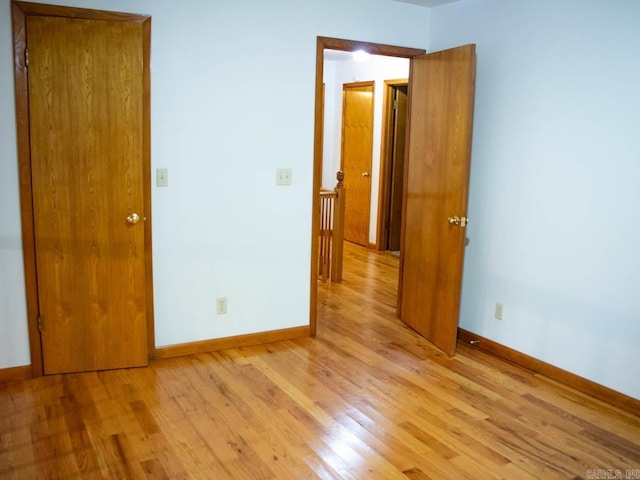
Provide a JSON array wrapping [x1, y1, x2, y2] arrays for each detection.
[[495, 302, 504, 320], [216, 297, 228, 315]]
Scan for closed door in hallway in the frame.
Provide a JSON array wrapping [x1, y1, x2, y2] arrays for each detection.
[[341, 81, 374, 247]]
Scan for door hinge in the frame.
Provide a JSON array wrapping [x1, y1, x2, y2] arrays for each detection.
[[25, 48, 29, 67], [393, 100, 398, 110], [37, 315, 42, 332]]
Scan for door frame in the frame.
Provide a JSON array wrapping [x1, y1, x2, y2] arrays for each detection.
[[310, 37, 425, 336], [376, 79, 409, 251], [11, 1, 154, 377]]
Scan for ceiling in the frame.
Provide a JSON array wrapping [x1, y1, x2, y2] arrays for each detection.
[[392, 0, 461, 7], [324, 0, 462, 60]]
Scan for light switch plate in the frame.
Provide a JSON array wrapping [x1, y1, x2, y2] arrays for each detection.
[[156, 168, 169, 187], [216, 297, 228, 315], [276, 168, 292, 186]]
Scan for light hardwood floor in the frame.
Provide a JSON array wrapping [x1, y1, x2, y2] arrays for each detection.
[[1, 243, 639, 479]]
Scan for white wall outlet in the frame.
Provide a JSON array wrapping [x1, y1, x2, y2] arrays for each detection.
[[216, 297, 228, 315], [156, 168, 169, 187], [495, 302, 504, 320], [276, 168, 292, 186]]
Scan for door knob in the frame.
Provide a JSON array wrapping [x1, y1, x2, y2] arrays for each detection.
[[126, 213, 140, 225], [448, 216, 469, 227], [362, 172, 370, 177]]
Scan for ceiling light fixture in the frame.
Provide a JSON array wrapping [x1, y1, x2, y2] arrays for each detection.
[[352, 49, 369, 63]]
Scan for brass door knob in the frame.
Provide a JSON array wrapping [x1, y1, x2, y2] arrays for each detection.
[[126, 213, 140, 225], [448, 216, 469, 227], [362, 172, 370, 177]]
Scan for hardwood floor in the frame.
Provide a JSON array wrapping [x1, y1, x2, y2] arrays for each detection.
[[1, 242, 639, 479]]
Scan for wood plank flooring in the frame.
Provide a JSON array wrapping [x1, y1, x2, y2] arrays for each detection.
[[2, 242, 639, 479]]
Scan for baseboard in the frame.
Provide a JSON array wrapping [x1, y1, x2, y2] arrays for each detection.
[[457, 328, 640, 417], [0, 364, 32, 383], [155, 325, 310, 359]]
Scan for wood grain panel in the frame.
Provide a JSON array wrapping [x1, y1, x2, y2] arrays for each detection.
[[0, 365, 32, 383], [155, 326, 310, 359], [11, 2, 43, 377], [1, 242, 638, 478], [27, 15, 147, 373], [399, 45, 476, 356], [12, 2, 153, 376], [341, 82, 374, 246], [13, 1, 149, 22], [141, 16, 154, 360]]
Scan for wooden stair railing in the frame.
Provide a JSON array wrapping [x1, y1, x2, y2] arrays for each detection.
[[318, 171, 345, 282], [318, 190, 335, 282]]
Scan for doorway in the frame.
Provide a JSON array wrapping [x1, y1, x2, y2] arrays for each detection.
[[12, 2, 154, 375], [311, 38, 476, 357], [378, 80, 409, 253], [310, 38, 424, 336]]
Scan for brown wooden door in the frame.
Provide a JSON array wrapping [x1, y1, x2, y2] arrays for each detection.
[[388, 84, 408, 251], [27, 15, 149, 374], [341, 82, 374, 246], [398, 45, 476, 356]]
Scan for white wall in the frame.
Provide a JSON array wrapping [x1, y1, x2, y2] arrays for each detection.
[[322, 54, 409, 245], [430, 0, 640, 399], [0, 0, 430, 368], [5, 0, 636, 403]]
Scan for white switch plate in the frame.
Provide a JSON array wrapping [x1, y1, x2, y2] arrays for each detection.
[[156, 168, 169, 187], [216, 297, 228, 315], [495, 302, 504, 320], [276, 168, 292, 186]]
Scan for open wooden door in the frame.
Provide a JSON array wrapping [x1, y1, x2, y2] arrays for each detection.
[[398, 45, 476, 356]]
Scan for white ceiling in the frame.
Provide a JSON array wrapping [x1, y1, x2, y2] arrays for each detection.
[[324, 0, 462, 60], [392, 0, 461, 7]]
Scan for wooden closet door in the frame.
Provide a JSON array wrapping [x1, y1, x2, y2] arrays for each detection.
[[27, 14, 148, 373], [341, 82, 374, 246]]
